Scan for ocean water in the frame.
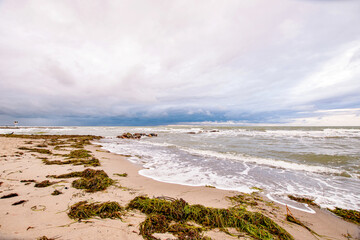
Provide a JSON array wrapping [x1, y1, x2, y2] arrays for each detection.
[[2, 126, 359, 212]]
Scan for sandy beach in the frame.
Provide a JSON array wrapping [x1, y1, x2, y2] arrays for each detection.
[[0, 135, 359, 240]]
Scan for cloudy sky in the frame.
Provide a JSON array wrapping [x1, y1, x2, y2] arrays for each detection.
[[0, 0, 359, 126]]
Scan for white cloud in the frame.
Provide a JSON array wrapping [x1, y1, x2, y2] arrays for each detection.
[[0, 0, 359, 125], [287, 108, 360, 126]]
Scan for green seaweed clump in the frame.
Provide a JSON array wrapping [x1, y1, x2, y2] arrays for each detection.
[[288, 195, 319, 207], [137, 213, 208, 240], [127, 196, 293, 240], [48, 168, 113, 192], [68, 201, 123, 220], [42, 157, 100, 167], [227, 193, 260, 207], [51, 190, 62, 195], [34, 180, 57, 188], [66, 149, 92, 158], [114, 173, 128, 177], [18, 147, 52, 155], [329, 207, 360, 225]]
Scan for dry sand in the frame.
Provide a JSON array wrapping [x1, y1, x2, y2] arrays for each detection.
[[0, 136, 359, 240]]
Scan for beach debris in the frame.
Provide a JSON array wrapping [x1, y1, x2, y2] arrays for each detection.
[[68, 201, 124, 220], [1, 193, 18, 199], [67, 136, 99, 148], [37, 236, 55, 240], [328, 207, 360, 225], [18, 147, 52, 155], [42, 157, 100, 167], [36, 143, 48, 148], [27, 226, 34, 230], [51, 190, 62, 195], [31, 205, 46, 211], [34, 180, 58, 188], [12, 200, 28, 205], [288, 195, 319, 207], [65, 149, 92, 159], [20, 179, 36, 183], [114, 173, 128, 177], [205, 185, 216, 188], [227, 193, 261, 207], [48, 168, 114, 192], [127, 196, 294, 240], [140, 214, 207, 240], [14, 151, 24, 156]]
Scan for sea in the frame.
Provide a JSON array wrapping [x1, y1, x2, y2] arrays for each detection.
[[1, 126, 359, 212]]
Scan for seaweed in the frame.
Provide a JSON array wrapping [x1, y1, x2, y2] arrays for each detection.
[[68, 201, 124, 220], [140, 218, 209, 240], [140, 214, 169, 238], [48, 168, 108, 179], [42, 157, 100, 167], [114, 173, 128, 177], [72, 175, 113, 192], [127, 196, 293, 240], [36, 144, 48, 148], [286, 206, 319, 237], [48, 168, 113, 192], [12, 200, 28, 205], [65, 149, 92, 158], [53, 145, 67, 150], [37, 236, 54, 240], [21, 179, 36, 183], [51, 190, 62, 195], [288, 195, 319, 207], [250, 187, 263, 192], [18, 147, 52, 155], [328, 207, 360, 225], [1, 193, 18, 199], [34, 180, 58, 188], [227, 193, 260, 207], [168, 223, 208, 240]]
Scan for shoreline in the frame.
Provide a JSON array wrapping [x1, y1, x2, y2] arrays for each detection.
[[0, 135, 359, 239]]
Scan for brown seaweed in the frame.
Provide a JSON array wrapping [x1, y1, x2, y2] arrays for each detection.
[[1, 193, 18, 199]]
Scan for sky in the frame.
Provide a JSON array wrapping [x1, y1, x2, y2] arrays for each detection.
[[0, 0, 359, 126]]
